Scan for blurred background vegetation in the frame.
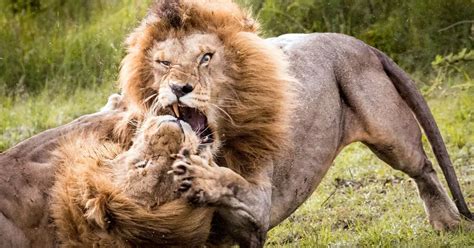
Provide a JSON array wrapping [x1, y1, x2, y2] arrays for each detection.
[[0, 0, 473, 245], [1, 0, 472, 95]]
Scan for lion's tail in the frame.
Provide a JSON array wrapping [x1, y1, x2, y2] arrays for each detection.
[[370, 47, 473, 221]]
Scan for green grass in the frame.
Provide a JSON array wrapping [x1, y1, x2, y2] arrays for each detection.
[[0, 84, 113, 150], [0, 0, 152, 150], [0, 0, 473, 246], [0, 0, 151, 94]]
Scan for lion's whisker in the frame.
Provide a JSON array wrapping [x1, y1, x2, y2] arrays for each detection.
[[209, 103, 238, 126], [127, 119, 138, 127], [196, 125, 211, 137], [149, 96, 162, 115], [142, 93, 158, 104]]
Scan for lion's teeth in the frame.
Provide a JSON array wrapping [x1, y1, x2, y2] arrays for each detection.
[[172, 103, 180, 118]]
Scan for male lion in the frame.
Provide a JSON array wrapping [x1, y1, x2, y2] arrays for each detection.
[[0, 0, 472, 247], [51, 115, 214, 247]]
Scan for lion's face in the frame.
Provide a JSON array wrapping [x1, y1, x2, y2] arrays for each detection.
[[112, 115, 204, 207], [120, 0, 293, 174], [147, 33, 227, 146]]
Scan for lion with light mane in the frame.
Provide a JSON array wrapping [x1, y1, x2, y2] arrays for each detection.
[[0, 0, 472, 247], [51, 115, 214, 247]]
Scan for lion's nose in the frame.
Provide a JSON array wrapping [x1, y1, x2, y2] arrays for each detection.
[[170, 84, 194, 97]]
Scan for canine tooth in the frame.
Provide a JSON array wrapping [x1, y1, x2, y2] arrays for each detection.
[[172, 103, 180, 118]]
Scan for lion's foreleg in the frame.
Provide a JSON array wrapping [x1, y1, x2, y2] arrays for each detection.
[[215, 166, 273, 248], [172, 152, 273, 247]]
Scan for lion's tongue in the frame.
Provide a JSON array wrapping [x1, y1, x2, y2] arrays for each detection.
[[178, 106, 213, 143], [180, 107, 207, 134]]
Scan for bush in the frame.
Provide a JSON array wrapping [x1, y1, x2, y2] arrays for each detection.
[[252, 0, 473, 71], [1, 0, 472, 93], [0, 0, 152, 95]]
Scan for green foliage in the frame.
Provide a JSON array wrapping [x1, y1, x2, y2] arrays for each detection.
[[423, 49, 474, 95], [254, 0, 473, 71], [0, 0, 151, 95], [432, 49, 474, 84]]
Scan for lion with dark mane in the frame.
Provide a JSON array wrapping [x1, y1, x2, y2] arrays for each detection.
[[0, 0, 472, 247]]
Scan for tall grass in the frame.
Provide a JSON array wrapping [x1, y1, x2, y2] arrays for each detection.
[[0, 0, 151, 150], [0, 0, 151, 94], [251, 0, 474, 71]]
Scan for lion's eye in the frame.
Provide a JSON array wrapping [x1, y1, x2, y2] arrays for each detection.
[[157, 60, 171, 67], [200, 53, 213, 65]]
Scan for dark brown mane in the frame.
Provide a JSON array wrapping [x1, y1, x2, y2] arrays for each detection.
[[151, 0, 183, 28]]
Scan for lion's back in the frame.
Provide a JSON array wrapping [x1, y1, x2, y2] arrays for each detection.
[[265, 32, 381, 113]]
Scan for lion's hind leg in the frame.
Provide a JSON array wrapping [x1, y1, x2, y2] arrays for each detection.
[[337, 44, 464, 231], [348, 92, 462, 230], [364, 140, 461, 231], [354, 91, 461, 231]]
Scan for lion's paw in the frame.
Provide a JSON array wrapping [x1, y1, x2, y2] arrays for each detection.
[[170, 149, 228, 205]]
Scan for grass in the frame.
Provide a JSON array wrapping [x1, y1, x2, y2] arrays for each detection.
[[0, 0, 152, 150], [0, 84, 113, 150], [0, 0, 151, 94], [0, 0, 473, 246]]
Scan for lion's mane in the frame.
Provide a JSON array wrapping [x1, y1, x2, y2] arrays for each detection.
[[50, 133, 213, 247], [119, 0, 294, 175]]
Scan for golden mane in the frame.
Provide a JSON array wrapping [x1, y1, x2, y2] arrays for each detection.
[[50, 130, 213, 246], [119, 0, 294, 175]]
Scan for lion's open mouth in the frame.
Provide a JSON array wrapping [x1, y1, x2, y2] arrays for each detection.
[[170, 103, 214, 144]]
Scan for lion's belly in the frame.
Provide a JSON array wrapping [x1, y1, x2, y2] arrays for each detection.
[[266, 33, 352, 227]]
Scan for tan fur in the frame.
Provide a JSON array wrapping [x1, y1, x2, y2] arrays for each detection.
[[50, 116, 214, 247], [112, 1, 296, 244], [119, 0, 294, 175]]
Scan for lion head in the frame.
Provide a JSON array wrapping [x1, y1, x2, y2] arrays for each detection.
[[119, 0, 294, 174], [52, 115, 213, 246], [112, 115, 204, 207]]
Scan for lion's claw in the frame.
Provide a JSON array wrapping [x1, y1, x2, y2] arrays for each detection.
[[170, 148, 224, 205]]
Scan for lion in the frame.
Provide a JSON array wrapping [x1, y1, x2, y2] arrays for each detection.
[[51, 115, 214, 247], [118, 0, 473, 245], [0, 0, 472, 247]]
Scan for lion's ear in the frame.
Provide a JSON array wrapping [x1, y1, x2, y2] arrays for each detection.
[[84, 194, 110, 230]]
